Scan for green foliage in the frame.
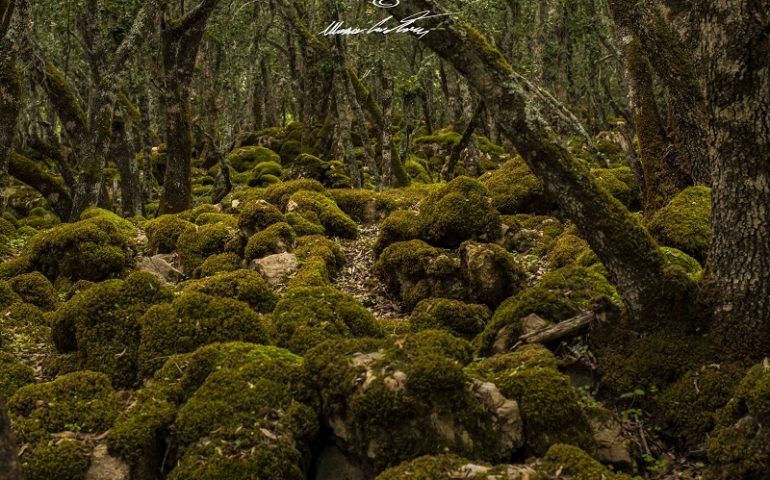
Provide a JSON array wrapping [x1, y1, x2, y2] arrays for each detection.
[[648, 186, 712, 261], [244, 222, 296, 260], [410, 298, 490, 339]]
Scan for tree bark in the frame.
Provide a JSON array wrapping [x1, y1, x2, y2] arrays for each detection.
[[111, 115, 142, 217], [8, 151, 73, 220], [0, 394, 20, 480], [0, 35, 20, 215], [158, 0, 219, 214]]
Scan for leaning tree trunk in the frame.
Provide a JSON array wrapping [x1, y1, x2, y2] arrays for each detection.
[[158, 0, 219, 214], [390, 0, 689, 327], [699, 0, 770, 359]]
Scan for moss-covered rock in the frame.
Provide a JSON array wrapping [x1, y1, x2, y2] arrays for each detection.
[[50, 271, 173, 387], [476, 265, 618, 355], [592, 166, 640, 210], [0, 351, 34, 398], [109, 342, 317, 480], [648, 186, 712, 261], [264, 178, 327, 210], [196, 252, 242, 277], [287, 190, 358, 239], [410, 298, 490, 339], [707, 363, 770, 479], [138, 291, 275, 377], [283, 152, 328, 181], [0, 279, 21, 309], [479, 157, 552, 215], [176, 223, 236, 275], [244, 222, 296, 260], [539, 443, 631, 480], [237, 199, 285, 237], [470, 345, 596, 455], [28, 213, 135, 282], [419, 177, 501, 248], [228, 146, 281, 172], [288, 235, 347, 288], [305, 333, 524, 475], [143, 214, 195, 254], [374, 454, 536, 479], [185, 269, 277, 313], [374, 210, 423, 256], [285, 211, 325, 236], [20, 206, 61, 230], [460, 241, 525, 307], [547, 231, 590, 268], [502, 215, 565, 255], [329, 189, 398, 224], [660, 246, 703, 281], [8, 271, 58, 311], [272, 286, 381, 353]]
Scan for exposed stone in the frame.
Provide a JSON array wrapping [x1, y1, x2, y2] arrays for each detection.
[[249, 252, 299, 287], [590, 416, 634, 468], [138, 254, 183, 284], [85, 444, 130, 480]]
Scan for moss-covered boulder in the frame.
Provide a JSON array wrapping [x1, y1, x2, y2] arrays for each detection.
[[264, 178, 327, 210], [9, 370, 122, 480], [459, 241, 525, 307], [592, 166, 640, 210], [7, 271, 58, 311], [50, 271, 173, 387], [476, 265, 618, 355], [648, 186, 712, 262], [244, 222, 296, 261], [0, 279, 21, 309], [374, 210, 423, 256], [287, 190, 358, 239], [283, 152, 328, 181], [196, 252, 242, 277], [185, 269, 277, 313], [28, 212, 135, 282], [305, 333, 524, 475], [0, 351, 34, 398], [143, 214, 195, 254], [138, 291, 275, 377], [547, 231, 590, 269], [272, 286, 381, 353], [375, 454, 536, 479], [237, 199, 285, 237], [539, 443, 632, 480], [707, 363, 770, 479], [410, 298, 490, 339], [288, 235, 347, 288], [176, 223, 237, 275], [469, 345, 596, 455], [109, 342, 318, 480], [419, 177, 501, 248], [227, 146, 281, 172], [502, 215, 565, 255], [329, 189, 398, 224], [374, 240, 464, 311], [479, 157, 552, 215], [285, 211, 325, 236]]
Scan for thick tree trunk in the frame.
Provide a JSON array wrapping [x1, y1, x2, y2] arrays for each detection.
[[8, 151, 73, 220], [0, 37, 20, 215], [158, 0, 219, 214], [699, 0, 770, 359], [112, 115, 142, 217], [390, 0, 685, 326], [0, 394, 20, 480]]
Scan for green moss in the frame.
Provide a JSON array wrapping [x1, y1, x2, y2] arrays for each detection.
[[374, 210, 423, 256], [185, 269, 277, 313], [479, 157, 551, 214], [288, 235, 346, 288], [547, 232, 590, 268], [273, 286, 381, 353], [284, 152, 328, 181], [501, 214, 565, 255], [79, 208, 137, 238], [278, 139, 303, 164], [540, 444, 631, 480], [660, 246, 703, 281], [0, 217, 16, 236], [0, 351, 34, 397], [405, 157, 433, 184], [287, 190, 358, 239], [285, 211, 325, 236], [648, 186, 712, 261], [419, 177, 501, 248], [50, 271, 172, 387], [28, 213, 134, 282], [0, 279, 22, 309], [329, 189, 398, 224], [19, 441, 92, 480], [138, 292, 275, 377], [707, 363, 770, 479], [177, 223, 236, 275], [228, 146, 281, 172], [197, 252, 242, 277], [244, 222, 296, 260], [410, 298, 490, 339], [476, 265, 618, 355], [374, 455, 486, 480], [43, 60, 88, 132], [8, 272, 58, 311], [264, 178, 327, 210], [253, 160, 283, 178], [237, 199, 285, 237], [592, 166, 640, 209]]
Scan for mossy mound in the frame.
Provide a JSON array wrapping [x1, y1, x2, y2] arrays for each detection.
[[287, 190, 358, 239], [288, 235, 347, 288], [660, 246, 703, 281], [477, 265, 618, 355], [707, 363, 770, 479], [177, 223, 237, 275], [109, 342, 317, 480], [244, 222, 296, 260], [479, 157, 552, 215], [305, 333, 523, 475], [272, 286, 381, 353], [648, 186, 712, 262], [460, 241, 526, 307], [592, 166, 640, 209], [0, 279, 22, 309], [9, 370, 122, 480], [419, 177, 501, 248], [227, 146, 281, 172], [143, 214, 195, 254], [20, 206, 61, 230], [470, 345, 596, 455], [7, 271, 58, 311], [50, 271, 173, 387], [27, 212, 135, 282], [283, 152, 328, 181], [547, 231, 590, 269], [0, 351, 35, 397], [502, 215, 565, 255], [329, 189, 398, 224], [375, 454, 536, 479], [185, 269, 277, 313], [285, 211, 325, 236], [539, 443, 631, 480], [237, 199, 285, 237], [138, 291, 275, 377], [197, 252, 242, 277], [410, 298, 490, 339], [374, 210, 423, 256], [264, 178, 327, 210]]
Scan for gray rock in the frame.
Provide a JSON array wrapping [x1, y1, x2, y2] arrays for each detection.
[[85, 444, 130, 480], [250, 252, 299, 287], [138, 254, 183, 284]]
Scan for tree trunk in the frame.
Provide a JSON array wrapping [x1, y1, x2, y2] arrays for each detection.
[[158, 0, 219, 214], [0, 36, 21, 215], [0, 394, 20, 480], [699, 0, 770, 359], [8, 151, 73, 220], [112, 115, 142, 217]]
